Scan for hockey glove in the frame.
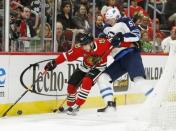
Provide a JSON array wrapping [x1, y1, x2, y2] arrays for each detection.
[[108, 31, 115, 38], [110, 32, 124, 47], [44, 60, 57, 71]]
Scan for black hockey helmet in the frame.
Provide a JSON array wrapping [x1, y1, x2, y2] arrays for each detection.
[[75, 32, 94, 45]]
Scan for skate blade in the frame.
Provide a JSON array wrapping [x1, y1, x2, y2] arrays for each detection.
[[66, 111, 77, 116]]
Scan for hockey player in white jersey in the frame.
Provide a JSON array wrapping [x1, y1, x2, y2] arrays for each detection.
[[97, 8, 147, 112]]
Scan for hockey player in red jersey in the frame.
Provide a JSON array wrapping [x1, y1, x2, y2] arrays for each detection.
[[44, 32, 113, 115]]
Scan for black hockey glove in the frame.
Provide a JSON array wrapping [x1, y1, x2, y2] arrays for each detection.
[[110, 32, 124, 47], [44, 60, 57, 71]]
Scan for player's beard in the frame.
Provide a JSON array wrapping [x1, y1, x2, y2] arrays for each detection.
[[90, 43, 95, 51]]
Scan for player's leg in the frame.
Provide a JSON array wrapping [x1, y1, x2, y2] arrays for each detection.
[[67, 84, 77, 107], [63, 68, 86, 112], [125, 50, 146, 81], [97, 60, 126, 112], [76, 77, 94, 106], [67, 76, 94, 115], [124, 50, 152, 95], [67, 69, 100, 115]]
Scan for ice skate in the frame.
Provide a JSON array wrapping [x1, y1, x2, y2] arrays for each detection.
[[97, 101, 116, 112], [67, 105, 80, 116]]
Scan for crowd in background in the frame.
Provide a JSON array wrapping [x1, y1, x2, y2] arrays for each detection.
[[0, 0, 176, 53]]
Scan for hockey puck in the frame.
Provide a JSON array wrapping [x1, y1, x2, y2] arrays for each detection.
[[17, 110, 23, 115], [58, 107, 64, 112], [53, 109, 58, 113], [53, 107, 64, 113]]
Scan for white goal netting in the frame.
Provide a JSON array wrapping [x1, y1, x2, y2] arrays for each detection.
[[142, 41, 176, 130]]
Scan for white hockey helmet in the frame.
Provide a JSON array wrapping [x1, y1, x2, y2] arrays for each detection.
[[105, 8, 121, 20]]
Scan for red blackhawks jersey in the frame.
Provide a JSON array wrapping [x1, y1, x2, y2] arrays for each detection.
[[55, 38, 112, 72]]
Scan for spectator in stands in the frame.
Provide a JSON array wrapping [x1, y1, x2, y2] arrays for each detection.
[[45, 0, 54, 26], [19, 6, 36, 37], [161, 26, 176, 53], [44, 23, 52, 52], [74, 0, 91, 14], [57, 1, 75, 30], [34, 23, 52, 52], [9, 10, 20, 51], [10, 1, 39, 35], [140, 30, 153, 53], [138, 15, 151, 30], [19, 7, 39, 51], [147, 18, 165, 52], [30, 0, 51, 27], [95, 14, 105, 38], [30, 0, 52, 25], [73, 4, 90, 31], [10, 0, 21, 10], [56, 22, 71, 52], [16, 6, 23, 18], [87, 4, 101, 31], [30, 0, 41, 13], [44, 23, 52, 38], [164, 0, 176, 26], [19, 6, 38, 51], [101, 0, 119, 17], [148, 18, 165, 40], [124, 0, 148, 18]]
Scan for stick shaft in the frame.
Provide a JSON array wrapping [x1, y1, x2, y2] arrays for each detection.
[[2, 71, 47, 117], [2, 90, 28, 117]]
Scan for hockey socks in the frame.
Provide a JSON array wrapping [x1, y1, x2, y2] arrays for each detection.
[[100, 87, 114, 102], [97, 73, 114, 102], [67, 84, 77, 106], [75, 77, 93, 106]]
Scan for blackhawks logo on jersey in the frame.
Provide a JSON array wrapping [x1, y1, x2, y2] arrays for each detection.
[[87, 55, 102, 65]]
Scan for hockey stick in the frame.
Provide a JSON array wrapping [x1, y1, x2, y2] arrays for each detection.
[[2, 70, 47, 117], [53, 45, 114, 112], [52, 96, 68, 112]]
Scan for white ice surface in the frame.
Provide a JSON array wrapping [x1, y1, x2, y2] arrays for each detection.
[[0, 104, 175, 131]]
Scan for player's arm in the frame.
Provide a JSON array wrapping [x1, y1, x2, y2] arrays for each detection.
[[123, 28, 141, 42], [44, 53, 65, 71], [108, 22, 141, 47], [161, 38, 170, 53], [44, 45, 84, 71]]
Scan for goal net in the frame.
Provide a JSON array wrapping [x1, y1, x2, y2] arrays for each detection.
[[142, 42, 176, 130]]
